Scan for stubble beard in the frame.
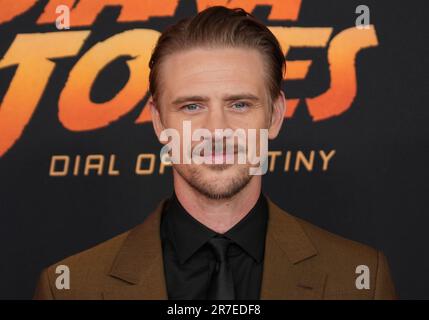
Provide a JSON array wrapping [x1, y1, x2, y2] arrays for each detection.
[[174, 163, 253, 200]]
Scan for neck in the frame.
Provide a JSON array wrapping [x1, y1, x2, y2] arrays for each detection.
[[173, 170, 262, 234]]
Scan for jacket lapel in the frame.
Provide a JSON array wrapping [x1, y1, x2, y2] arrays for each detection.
[[103, 200, 169, 300], [103, 196, 326, 300], [260, 197, 327, 299]]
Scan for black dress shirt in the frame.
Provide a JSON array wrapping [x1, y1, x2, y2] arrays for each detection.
[[160, 192, 269, 300]]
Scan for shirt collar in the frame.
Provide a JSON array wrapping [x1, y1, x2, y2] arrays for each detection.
[[161, 192, 268, 265], [224, 193, 268, 263]]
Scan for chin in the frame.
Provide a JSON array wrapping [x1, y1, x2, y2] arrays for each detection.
[[174, 164, 252, 198]]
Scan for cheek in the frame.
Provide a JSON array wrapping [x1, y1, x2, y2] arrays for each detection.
[[223, 108, 266, 128], [243, 110, 270, 129], [162, 112, 186, 130]]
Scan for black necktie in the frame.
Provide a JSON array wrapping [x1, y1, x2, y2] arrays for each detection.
[[207, 236, 235, 300]]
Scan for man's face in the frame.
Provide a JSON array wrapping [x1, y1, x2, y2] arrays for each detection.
[[151, 47, 284, 199]]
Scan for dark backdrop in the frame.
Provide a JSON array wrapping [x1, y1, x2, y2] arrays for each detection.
[[0, 0, 427, 299]]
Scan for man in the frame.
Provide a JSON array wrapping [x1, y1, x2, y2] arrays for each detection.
[[34, 6, 396, 300]]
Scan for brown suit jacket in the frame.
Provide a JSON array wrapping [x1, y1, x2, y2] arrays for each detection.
[[34, 197, 396, 300]]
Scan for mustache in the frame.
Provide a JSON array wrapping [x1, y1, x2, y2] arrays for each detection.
[[191, 139, 247, 155]]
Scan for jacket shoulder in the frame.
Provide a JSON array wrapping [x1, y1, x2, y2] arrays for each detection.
[[291, 215, 396, 299], [34, 229, 131, 299], [54, 229, 130, 270], [296, 216, 378, 262]]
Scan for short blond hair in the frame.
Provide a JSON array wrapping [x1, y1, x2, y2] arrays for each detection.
[[148, 6, 286, 107]]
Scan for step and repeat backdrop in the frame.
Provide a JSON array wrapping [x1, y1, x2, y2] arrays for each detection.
[[0, 0, 427, 299]]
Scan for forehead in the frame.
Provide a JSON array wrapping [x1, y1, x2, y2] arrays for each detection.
[[158, 47, 268, 103]]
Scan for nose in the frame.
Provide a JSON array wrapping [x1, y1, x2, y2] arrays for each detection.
[[203, 105, 230, 134]]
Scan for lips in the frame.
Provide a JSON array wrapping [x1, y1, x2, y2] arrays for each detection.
[[203, 150, 239, 164]]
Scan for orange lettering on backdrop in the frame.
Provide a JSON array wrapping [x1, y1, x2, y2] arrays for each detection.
[[0, 0, 37, 24], [37, 0, 179, 26], [0, 1, 380, 156], [307, 26, 379, 121], [197, 0, 302, 20], [269, 27, 333, 118], [0, 31, 90, 157], [58, 29, 160, 131]]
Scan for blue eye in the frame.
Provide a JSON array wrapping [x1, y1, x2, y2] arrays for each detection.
[[182, 104, 201, 112], [232, 101, 250, 110]]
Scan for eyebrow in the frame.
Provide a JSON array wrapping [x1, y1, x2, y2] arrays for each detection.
[[171, 93, 260, 105]]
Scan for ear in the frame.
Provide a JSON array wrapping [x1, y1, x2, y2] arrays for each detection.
[[149, 96, 166, 144], [268, 90, 286, 139]]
